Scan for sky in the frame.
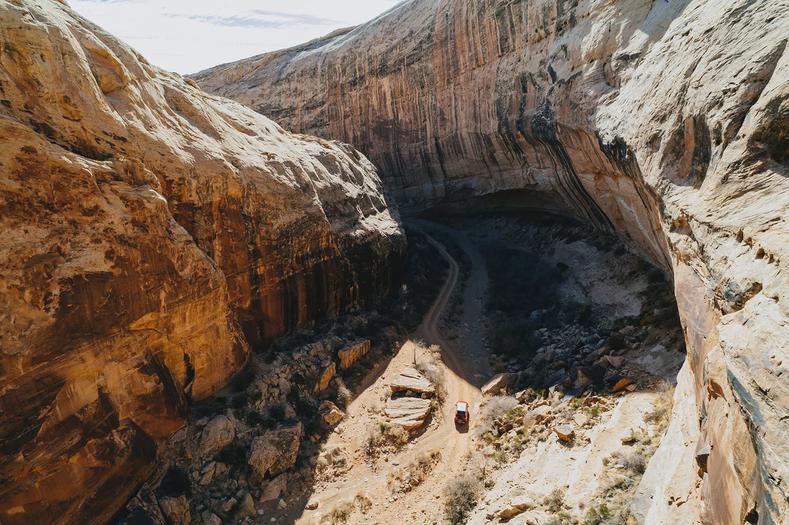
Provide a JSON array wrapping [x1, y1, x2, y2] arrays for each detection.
[[70, 0, 403, 74]]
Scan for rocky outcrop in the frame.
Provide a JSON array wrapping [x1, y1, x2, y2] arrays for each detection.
[[0, 1, 402, 524], [389, 367, 436, 396], [384, 397, 433, 432], [337, 339, 371, 369], [195, 1, 787, 523]]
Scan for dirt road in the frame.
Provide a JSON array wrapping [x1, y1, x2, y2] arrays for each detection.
[[294, 221, 488, 524]]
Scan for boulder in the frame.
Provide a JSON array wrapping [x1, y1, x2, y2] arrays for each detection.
[[337, 340, 371, 369], [201, 513, 222, 525], [612, 378, 635, 393], [314, 361, 337, 394], [389, 367, 435, 397], [554, 424, 575, 443], [319, 400, 345, 427], [199, 415, 236, 457], [260, 474, 289, 503], [481, 372, 518, 396], [248, 423, 303, 479], [237, 492, 256, 517], [159, 495, 190, 525], [497, 496, 534, 520], [384, 397, 433, 431]]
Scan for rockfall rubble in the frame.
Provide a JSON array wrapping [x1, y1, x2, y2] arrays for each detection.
[[195, 0, 788, 522], [0, 1, 403, 524]]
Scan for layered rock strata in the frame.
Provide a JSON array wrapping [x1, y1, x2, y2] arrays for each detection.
[[195, 1, 788, 523], [0, 1, 402, 524]]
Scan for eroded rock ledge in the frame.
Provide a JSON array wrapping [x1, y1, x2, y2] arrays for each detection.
[[0, 1, 402, 523], [194, 1, 787, 523]]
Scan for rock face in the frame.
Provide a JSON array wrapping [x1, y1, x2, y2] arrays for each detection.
[[195, 1, 787, 523], [0, 1, 402, 524]]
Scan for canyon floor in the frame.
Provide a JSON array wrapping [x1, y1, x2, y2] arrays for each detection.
[[272, 214, 685, 524], [122, 212, 687, 525]]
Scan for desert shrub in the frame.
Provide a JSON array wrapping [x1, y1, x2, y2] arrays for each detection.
[[543, 488, 565, 513], [365, 422, 409, 457], [416, 359, 447, 402], [644, 385, 674, 434], [444, 475, 482, 524], [328, 500, 354, 524], [610, 450, 646, 475], [389, 451, 441, 493], [485, 396, 519, 419], [354, 492, 373, 513]]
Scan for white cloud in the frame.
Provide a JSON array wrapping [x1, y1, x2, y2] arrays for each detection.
[[69, 0, 403, 74]]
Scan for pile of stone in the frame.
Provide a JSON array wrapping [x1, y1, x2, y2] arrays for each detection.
[[385, 367, 435, 432]]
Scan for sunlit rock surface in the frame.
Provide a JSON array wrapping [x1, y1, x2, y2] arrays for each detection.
[[195, 1, 788, 522], [0, 1, 402, 523]]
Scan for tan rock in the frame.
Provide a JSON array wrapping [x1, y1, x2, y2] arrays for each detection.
[[389, 367, 435, 397], [319, 400, 345, 426], [554, 424, 575, 443], [159, 495, 190, 525], [481, 372, 518, 396], [248, 423, 303, 479], [612, 378, 635, 393], [522, 405, 552, 430], [314, 361, 337, 394], [237, 492, 256, 518], [260, 474, 289, 503], [384, 397, 433, 431], [497, 496, 534, 520], [337, 340, 371, 369], [199, 415, 236, 457]]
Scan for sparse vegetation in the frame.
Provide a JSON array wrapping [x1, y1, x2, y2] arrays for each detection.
[[365, 421, 409, 458], [388, 451, 441, 493], [416, 353, 447, 402], [444, 475, 482, 524], [543, 488, 566, 513], [327, 500, 354, 523], [644, 384, 674, 435], [611, 450, 647, 475]]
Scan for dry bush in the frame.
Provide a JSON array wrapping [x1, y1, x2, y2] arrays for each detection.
[[644, 385, 674, 435], [365, 422, 409, 458], [610, 450, 647, 475], [354, 492, 372, 513], [389, 450, 441, 493], [475, 396, 519, 440], [543, 488, 566, 513], [444, 475, 482, 525], [485, 395, 519, 418], [416, 359, 447, 403], [327, 500, 354, 524]]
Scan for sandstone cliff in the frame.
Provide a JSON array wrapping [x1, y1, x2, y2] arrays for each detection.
[[195, 1, 788, 523], [0, 1, 402, 523]]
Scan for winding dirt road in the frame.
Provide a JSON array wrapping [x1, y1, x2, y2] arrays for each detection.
[[293, 221, 488, 524]]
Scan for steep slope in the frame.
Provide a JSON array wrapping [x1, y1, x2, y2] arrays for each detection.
[[196, 1, 789, 523], [0, 1, 403, 524]]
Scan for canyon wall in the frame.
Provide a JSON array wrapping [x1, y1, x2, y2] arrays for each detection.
[[195, 0, 788, 523], [0, 1, 403, 523]]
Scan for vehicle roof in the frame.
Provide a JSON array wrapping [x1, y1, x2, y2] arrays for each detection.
[[456, 402, 468, 411]]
